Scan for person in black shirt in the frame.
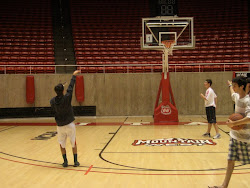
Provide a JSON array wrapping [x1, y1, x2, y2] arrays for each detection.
[[50, 70, 80, 167]]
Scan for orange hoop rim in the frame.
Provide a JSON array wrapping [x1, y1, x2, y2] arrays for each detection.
[[161, 40, 175, 49]]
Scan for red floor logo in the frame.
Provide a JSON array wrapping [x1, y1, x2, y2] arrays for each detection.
[[132, 138, 216, 146]]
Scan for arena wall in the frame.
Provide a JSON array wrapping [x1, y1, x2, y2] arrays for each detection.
[[0, 72, 234, 116]]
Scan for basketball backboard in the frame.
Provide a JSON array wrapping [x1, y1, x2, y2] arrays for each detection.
[[141, 16, 195, 50]]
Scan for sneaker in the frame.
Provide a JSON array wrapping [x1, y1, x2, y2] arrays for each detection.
[[62, 162, 68, 167], [213, 134, 221, 139], [74, 161, 80, 167], [202, 133, 211, 137]]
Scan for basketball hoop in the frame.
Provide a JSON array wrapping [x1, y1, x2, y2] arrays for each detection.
[[161, 40, 175, 55]]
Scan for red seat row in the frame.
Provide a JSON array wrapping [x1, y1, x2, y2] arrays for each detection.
[[0, 67, 55, 74]]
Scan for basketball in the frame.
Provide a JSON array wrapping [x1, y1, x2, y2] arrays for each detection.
[[228, 113, 246, 130]]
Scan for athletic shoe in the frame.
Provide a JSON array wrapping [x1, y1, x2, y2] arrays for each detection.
[[62, 162, 68, 167], [74, 161, 80, 167], [202, 133, 211, 137], [213, 134, 221, 139]]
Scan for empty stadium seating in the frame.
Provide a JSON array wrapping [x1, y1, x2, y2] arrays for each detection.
[[71, 0, 249, 72], [0, 0, 249, 73], [0, 0, 55, 74]]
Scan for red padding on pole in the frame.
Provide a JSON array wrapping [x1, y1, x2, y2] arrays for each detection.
[[26, 75, 35, 104], [75, 75, 84, 102], [154, 72, 178, 123]]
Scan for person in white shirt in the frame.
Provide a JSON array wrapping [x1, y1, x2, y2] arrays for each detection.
[[200, 79, 221, 139], [209, 76, 249, 188]]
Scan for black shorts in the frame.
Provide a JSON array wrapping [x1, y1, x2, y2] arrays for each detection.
[[205, 106, 216, 124]]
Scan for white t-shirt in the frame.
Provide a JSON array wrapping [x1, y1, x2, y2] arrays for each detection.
[[204, 87, 217, 107], [230, 93, 250, 143]]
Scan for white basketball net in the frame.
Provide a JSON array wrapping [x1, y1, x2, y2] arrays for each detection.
[[162, 40, 175, 56]]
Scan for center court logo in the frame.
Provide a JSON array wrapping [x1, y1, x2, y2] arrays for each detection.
[[132, 138, 217, 146], [161, 105, 171, 115]]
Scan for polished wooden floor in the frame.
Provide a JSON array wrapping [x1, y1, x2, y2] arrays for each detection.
[[0, 116, 249, 188]]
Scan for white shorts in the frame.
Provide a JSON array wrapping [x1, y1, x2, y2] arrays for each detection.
[[57, 122, 76, 148]]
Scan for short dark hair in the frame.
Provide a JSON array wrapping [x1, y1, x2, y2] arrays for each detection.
[[232, 76, 247, 91], [54, 84, 64, 96], [206, 79, 212, 86]]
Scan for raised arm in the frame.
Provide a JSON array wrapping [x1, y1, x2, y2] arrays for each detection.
[[227, 80, 235, 95], [66, 70, 81, 96]]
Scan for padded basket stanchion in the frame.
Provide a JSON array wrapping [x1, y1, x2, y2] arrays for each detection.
[[154, 72, 179, 123], [75, 75, 84, 103], [26, 75, 35, 104]]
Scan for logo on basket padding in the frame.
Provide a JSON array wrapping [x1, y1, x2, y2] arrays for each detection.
[[161, 105, 171, 115], [132, 138, 216, 146]]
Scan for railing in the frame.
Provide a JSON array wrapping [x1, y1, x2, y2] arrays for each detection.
[[0, 62, 249, 74]]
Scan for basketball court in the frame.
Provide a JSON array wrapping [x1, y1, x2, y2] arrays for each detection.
[[0, 116, 249, 188], [0, 8, 249, 188]]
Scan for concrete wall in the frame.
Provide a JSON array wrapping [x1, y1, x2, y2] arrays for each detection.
[[0, 72, 235, 116]]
